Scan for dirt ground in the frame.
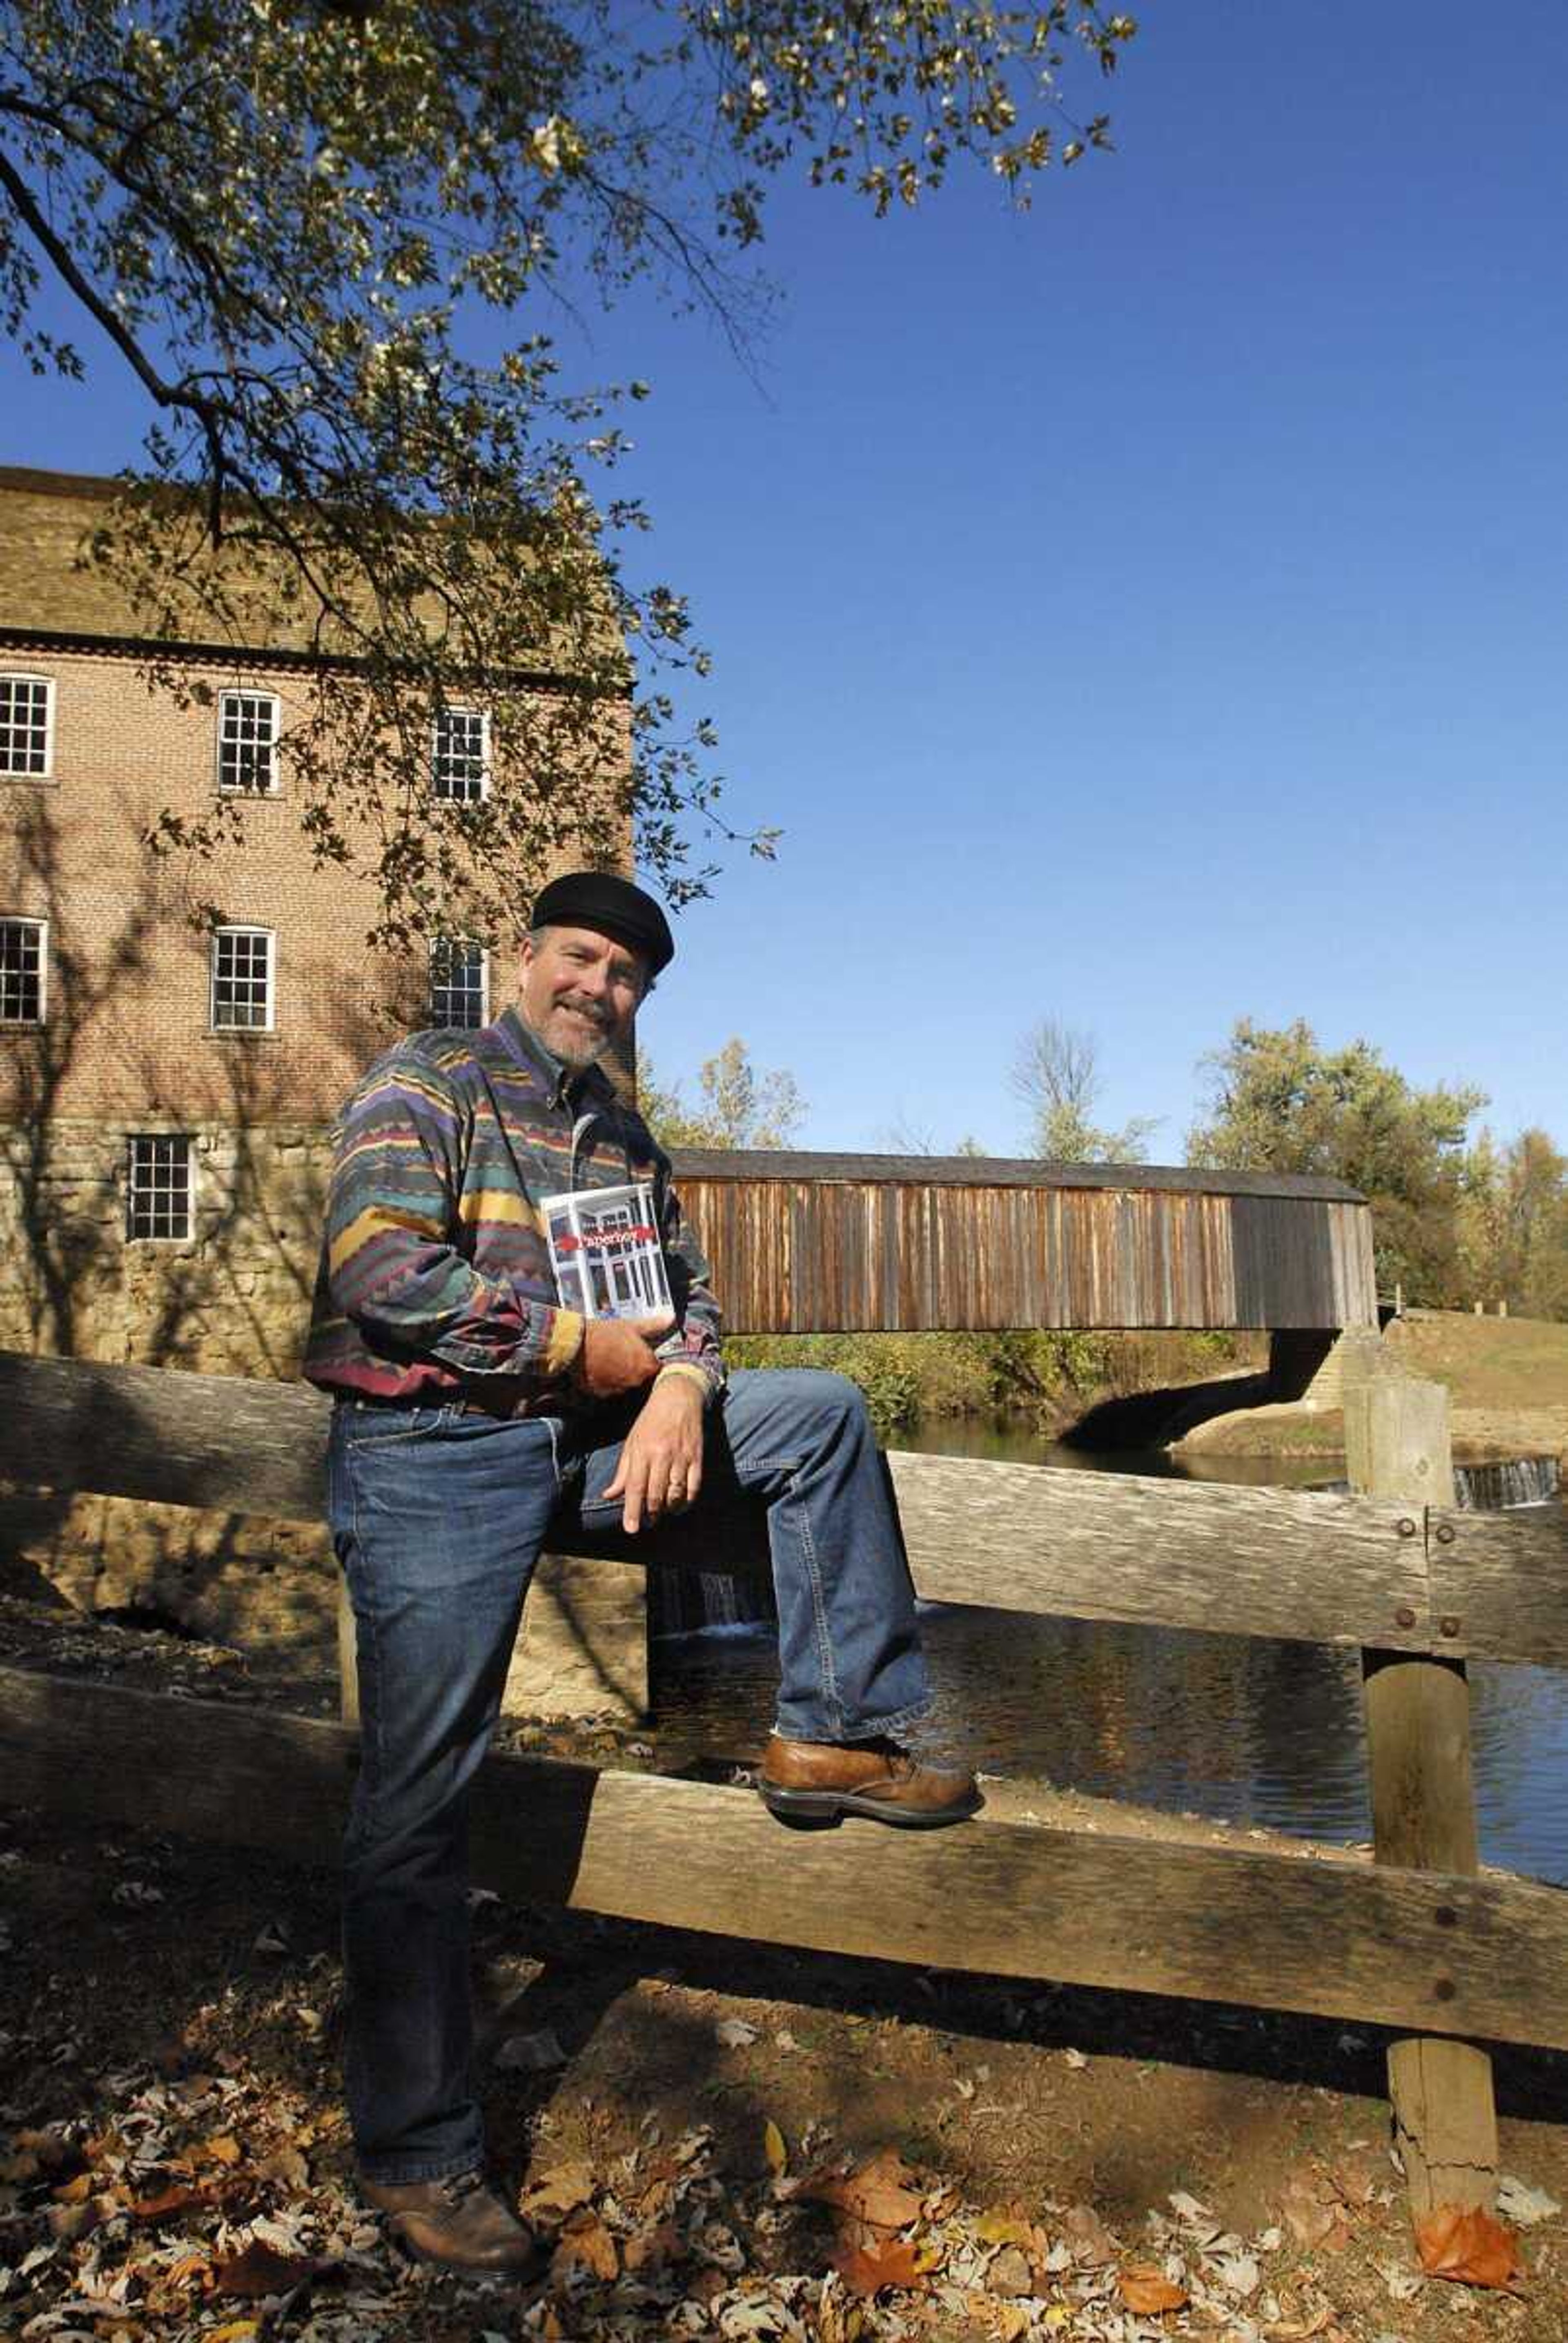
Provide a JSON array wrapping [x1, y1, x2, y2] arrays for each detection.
[[4, 1602, 1568, 2343]]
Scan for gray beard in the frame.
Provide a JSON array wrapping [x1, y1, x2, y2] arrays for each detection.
[[551, 1032, 610, 1070], [539, 1008, 612, 1070]]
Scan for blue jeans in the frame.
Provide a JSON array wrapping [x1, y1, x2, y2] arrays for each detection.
[[327, 1367, 931, 2183]]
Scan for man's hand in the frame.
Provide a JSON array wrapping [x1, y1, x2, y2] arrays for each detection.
[[576, 1311, 673, 1400], [605, 1374, 706, 1534]]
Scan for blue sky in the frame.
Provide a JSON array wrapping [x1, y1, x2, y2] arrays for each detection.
[[5, 4, 1566, 1158]]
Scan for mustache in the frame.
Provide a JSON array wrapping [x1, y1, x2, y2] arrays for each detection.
[[560, 995, 611, 1027]]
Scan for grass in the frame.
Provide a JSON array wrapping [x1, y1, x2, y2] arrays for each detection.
[[1389, 1309, 1568, 1410]]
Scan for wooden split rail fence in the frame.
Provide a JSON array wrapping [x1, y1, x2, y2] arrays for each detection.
[[1, 1342, 1566, 2225]]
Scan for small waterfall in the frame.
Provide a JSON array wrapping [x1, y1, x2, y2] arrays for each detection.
[[1454, 1454, 1561, 1511], [651, 1568, 777, 1637], [1308, 1455, 1560, 1510]]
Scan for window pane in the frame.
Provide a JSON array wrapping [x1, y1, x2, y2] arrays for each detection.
[[0, 677, 51, 777], [127, 1136, 194, 1241], [0, 919, 44, 1022], [213, 929, 273, 1028], [218, 692, 278, 793], [430, 939, 486, 1027], [431, 708, 487, 801]]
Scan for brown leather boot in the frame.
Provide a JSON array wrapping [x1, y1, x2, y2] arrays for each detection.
[[759, 1734, 982, 1828], [359, 2168, 540, 2274]]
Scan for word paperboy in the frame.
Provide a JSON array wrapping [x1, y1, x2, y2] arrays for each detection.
[[542, 1182, 673, 1321]]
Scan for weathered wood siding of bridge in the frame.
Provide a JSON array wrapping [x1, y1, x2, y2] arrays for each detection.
[[668, 1153, 1377, 1333]]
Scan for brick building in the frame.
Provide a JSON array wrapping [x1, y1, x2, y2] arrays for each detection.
[[0, 464, 626, 1379]]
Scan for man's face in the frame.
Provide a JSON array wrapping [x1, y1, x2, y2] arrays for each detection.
[[519, 923, 646, 1069]]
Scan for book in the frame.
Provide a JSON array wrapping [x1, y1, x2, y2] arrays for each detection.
[[541, 1180, 673, 1322]]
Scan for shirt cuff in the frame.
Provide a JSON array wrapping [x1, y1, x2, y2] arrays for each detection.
[[542, 1307, 586, 1379], [656, 1361, 715, 1402]]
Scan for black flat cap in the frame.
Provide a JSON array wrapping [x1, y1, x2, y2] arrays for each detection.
[[530, 871, 675, 975]]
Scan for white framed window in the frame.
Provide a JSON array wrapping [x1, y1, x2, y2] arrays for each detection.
[[0, 675, 53, 779], [0, 916, 46, 1024], [211, 926, 275, 1030], [430, 938, 488, 1028], [127, 1135, 195, 1242], [431, 706, 489, 802], [217, 689, 280, 794]]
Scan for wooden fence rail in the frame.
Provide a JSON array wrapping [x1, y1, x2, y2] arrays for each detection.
[[3, 1345, 1568, 2229], [0, 1350, 1561, 1662], [6, 1666, 1568, 2055]]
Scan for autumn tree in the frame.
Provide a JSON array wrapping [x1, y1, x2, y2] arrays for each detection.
[[0, 2, 1135, 943], [639, 1036, 804, 1150], [1012, 1016, 1156, 1163], [1457, 1127, 1568, 1320], [1187, 1019, 1484, 1305]]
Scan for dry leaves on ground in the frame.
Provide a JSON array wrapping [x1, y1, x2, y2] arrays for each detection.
[[1116, 2261, 1189, 2315], [1414, 2203, 1524, 2291]]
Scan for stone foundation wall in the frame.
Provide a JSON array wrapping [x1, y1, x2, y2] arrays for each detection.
[[0, 1116, 649, 1716], [0, 1115, 327, 1372], [0, 1484, 337, 1652]]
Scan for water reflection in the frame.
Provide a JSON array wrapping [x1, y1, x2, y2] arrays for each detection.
[[652, 1417, 1568, 1887]]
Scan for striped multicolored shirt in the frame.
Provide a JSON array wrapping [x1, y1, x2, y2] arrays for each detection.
[[303, 1005, 724, 1409]]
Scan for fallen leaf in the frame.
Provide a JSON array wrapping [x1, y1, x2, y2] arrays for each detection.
[[519, 2160, 595, 2223], [194, 2133, 243, 2168], [814, 2283, 866, 2343], [985, 2245, 1035, 2297], [976, 2206, 1039, 2248], [15, 2129, 75, 2175], [763, 2120, 788, 2177], [46, 2199, 101, 2244], [258, 2145, 310, 2191], [1118, 2264, 1189, 2315], [623, 2221, 686, 2273], [1373, 2258, 1423, 2305], [1331, 2157, 1376, 2206], [831, 2232, 928, 2296], [212, 2240, 319, 2298], [1280, 2173, 1348, 2251], [131, 2181, 208, 2223], [205, 2324, 262, 2343], [716, 2018, 759, 2049], [1414, 2203, 1523, 2290], [1497, 2174, 1562, 2227], [802, 2149, 924, 2232], [51, 2172, 94, 2205], [1212, 2250, 1260, 2297], [552, 2207, 619, 2281], [1062, 2047, 1089, 2070], [1061, 2204, 1118, 2266]]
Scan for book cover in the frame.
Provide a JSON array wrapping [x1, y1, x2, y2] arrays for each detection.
[[541, 1180, 673, 1321]]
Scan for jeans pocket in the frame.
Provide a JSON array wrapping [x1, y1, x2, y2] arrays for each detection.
[[338, 1404, 450, 1450]]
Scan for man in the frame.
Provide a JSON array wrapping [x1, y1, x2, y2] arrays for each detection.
[[305, 870, 978, 2276]]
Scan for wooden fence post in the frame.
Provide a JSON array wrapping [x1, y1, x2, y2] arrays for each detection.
[[336, 1579, 359, 1728], [1345, 1365, 1498, 2221]]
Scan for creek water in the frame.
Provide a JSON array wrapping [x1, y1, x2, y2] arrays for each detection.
[[651, 1421, 1568, 1887]]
